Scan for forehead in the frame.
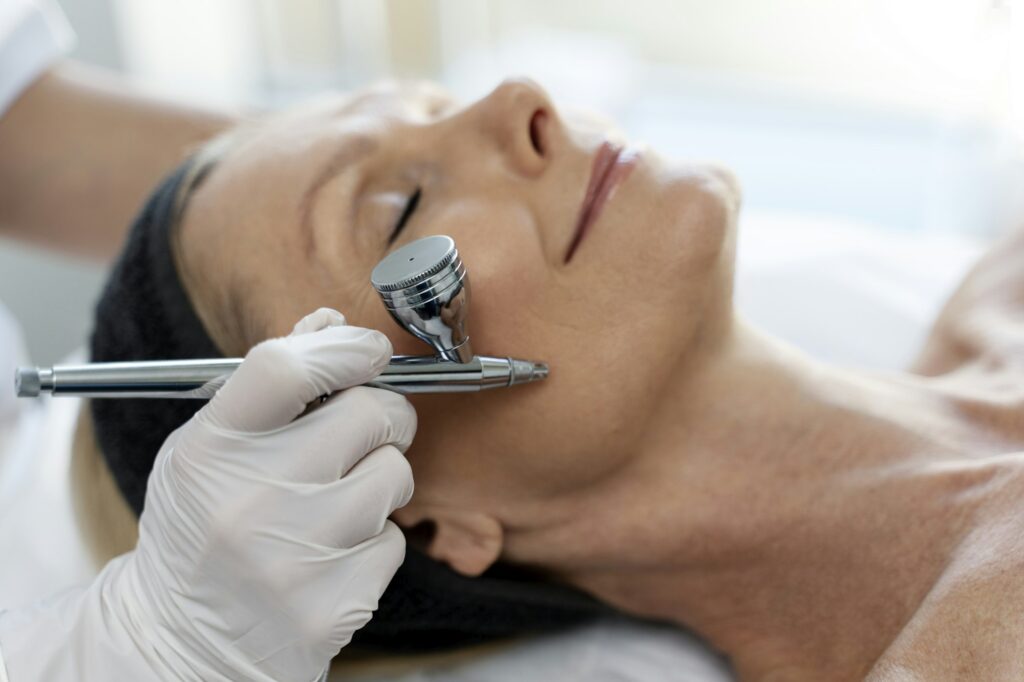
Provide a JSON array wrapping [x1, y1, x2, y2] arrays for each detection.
[[210, 81, 461, 182], [185, 80, 462, 263], [283, 81, 459, 131], [356, 81, 458, 118]]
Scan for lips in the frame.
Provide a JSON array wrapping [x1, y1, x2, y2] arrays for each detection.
[[564, 141, 637, 263]]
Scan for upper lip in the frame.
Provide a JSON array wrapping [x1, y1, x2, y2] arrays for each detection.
[[564, 141, 624, 263]]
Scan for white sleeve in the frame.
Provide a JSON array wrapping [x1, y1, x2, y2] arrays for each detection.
[[0, 6, 75, 668], [0, 0, 75, 117]]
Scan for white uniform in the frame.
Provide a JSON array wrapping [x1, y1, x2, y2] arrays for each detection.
[[0, 1, 80, 602], [0, 0, 73, 414], [0, 5, 90, 682], [0, 0, 72, 117]]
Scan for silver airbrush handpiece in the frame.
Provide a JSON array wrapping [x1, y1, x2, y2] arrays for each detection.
[[14, 356, 548, 398], [14, 235, 548, 400]]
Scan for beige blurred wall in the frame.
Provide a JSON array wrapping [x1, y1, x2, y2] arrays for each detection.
[[470, 0, 1012, 118], [104, 0, 1014, 118]]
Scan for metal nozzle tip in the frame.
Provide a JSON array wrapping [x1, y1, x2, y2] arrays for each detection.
[[15, 367, 40, 397], [509, 359, 549, 385]]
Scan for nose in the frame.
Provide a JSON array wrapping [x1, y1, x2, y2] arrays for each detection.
[[462, 78, 554, 178]]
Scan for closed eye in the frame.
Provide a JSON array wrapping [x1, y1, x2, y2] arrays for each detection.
[[388, 187, 421, 245]]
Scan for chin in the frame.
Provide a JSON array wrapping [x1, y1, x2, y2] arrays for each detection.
[[651, 168, 737, 261], [707, 164, 742, 213]]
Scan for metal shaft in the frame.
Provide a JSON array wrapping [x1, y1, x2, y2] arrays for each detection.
[[15, 355, 548, 399]]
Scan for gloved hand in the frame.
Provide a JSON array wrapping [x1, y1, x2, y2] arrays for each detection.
[[0, 308, 416, 682]]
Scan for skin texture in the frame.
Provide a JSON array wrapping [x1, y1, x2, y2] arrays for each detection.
[[81, 79, 1024, 680]]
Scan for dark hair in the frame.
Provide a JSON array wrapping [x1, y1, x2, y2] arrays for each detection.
[[89, 158, 611, 651]]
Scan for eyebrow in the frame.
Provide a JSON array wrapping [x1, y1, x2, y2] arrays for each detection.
[[298, 135, 378, 258]]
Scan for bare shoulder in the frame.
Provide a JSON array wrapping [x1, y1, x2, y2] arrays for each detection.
[[911, 226, 1024, 376], [866, 465, 1024, 681]]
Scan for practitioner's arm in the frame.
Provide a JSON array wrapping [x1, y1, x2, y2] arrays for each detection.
[[0, 61, 236, 261]]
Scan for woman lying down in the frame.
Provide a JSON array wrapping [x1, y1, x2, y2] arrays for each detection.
[[75, 78, 1024, 681]]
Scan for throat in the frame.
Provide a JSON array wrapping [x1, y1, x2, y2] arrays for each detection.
[[532, 323, 997, 680]]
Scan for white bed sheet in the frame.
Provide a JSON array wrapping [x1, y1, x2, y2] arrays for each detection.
[[735, 212, 984, 370], [340, 618, 733, 682]]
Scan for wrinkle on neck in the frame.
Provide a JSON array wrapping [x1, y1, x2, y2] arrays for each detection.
[[510, 321, 1014, 680]]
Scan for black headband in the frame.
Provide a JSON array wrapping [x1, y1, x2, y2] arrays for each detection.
[[89, 162, 611, 651]]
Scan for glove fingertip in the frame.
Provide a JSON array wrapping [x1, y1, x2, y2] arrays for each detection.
[[291, 308, 348, 336], [319, 308, 348, 327], [364, 330, 393, 373], [378, 521, 408, 571]]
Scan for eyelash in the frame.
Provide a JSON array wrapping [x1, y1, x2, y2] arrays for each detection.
[[388, 187, 421, 245]]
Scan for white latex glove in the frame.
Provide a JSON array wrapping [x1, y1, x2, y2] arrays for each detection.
[[0, 308, 416, 682]]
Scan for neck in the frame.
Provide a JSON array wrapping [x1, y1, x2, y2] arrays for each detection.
[[511, 320, 1002, 681]]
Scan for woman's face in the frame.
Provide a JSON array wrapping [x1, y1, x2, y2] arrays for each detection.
[[178, 78, 740, 572]]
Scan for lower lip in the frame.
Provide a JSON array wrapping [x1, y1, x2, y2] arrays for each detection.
[[564, 142, 639, 263]]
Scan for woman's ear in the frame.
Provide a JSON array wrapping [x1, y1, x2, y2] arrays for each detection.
[[393, 505, 503, 577]]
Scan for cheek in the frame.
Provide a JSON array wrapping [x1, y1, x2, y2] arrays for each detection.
[[462, 248, 547, 356], [654, 166, 736, 274], [424, 198, 550, 357], [358, 172, 737, 511], [335, 200, 551, 359], [398, 202, 652, 504]]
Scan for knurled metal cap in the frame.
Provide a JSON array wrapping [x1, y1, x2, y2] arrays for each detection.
[[371, 235, 462, 294], [15, 367, 40, 397]]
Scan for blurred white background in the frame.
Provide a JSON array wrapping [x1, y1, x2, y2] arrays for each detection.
[[2, 0, 1022, 364]]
